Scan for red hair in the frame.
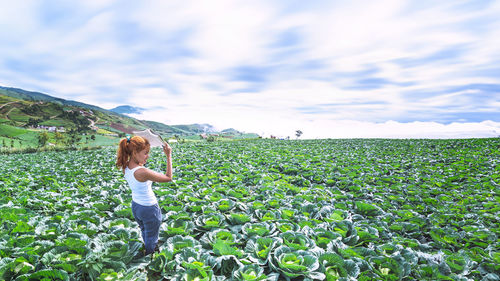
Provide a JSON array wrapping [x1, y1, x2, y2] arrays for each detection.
[[116, 136, 150, 170]]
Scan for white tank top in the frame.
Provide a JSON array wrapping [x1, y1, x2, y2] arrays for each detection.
[[124, 166, 158, 206]]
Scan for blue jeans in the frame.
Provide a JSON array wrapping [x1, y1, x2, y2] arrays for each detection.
[[131, 201, 162, 254]]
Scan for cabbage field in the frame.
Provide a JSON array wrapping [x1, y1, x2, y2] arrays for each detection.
[[1, 139, 499, 281]]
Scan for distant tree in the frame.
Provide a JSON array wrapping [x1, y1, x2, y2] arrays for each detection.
[[67, 133, 81, 147], [21, 104, 42, 115], [90, 134, 96, 141], [74, 134, 82, 144], [295, 130, 303, 139], [38, 132, 49, 147], [55, 132, 65, 145], [25, 118, 40, 128]]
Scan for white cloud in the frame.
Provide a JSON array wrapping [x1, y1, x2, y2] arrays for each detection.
[[0, 1, 39, 42], [127, 0, 275, 69], [129, 105, 500, 139], [0, 0, 498, 138]]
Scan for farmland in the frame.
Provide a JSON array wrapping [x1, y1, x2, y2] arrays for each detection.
[[0, 139, 499, 280], [0, 89, 260, 151]]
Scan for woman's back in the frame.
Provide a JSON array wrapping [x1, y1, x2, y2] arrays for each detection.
[[124, 166, 157, 206]]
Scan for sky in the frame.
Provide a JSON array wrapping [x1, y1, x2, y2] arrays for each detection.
[[0, 0, 499, 139]]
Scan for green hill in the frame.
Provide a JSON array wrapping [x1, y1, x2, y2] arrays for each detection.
[[109, 105, 145, 114], [0, 86, 120, 115], [0, 85, 258, 150]]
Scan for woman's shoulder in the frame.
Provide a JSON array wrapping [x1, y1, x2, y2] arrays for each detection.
[[127, 164, 146, 171], [125, 165, 147, 177], [132, 166, 153, 182]]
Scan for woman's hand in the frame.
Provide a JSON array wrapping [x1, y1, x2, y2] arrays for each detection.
[[162, 142, 172, 155]]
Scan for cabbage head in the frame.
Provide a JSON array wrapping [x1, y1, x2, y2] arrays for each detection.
[[269, 246, 325, 280], [245, 237, 282, 265], [232, 264, 279, 281]]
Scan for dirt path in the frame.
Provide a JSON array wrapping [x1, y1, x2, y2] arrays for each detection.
[[89, 118, 97, 130], [3, 106, 18, 121], [0, 102, 19, 120], [89, 115, 100, 130], [0, 101, 17, 110]]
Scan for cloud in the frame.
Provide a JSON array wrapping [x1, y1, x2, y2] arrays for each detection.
[[130, 107, 500, 139], [0, 0, 499, 138]]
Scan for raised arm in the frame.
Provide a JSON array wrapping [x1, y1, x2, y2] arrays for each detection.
[[161, 142, 173, 182], [134, 142, 173, 183]]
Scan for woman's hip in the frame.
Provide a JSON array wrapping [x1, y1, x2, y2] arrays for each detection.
[[132, 201, 162, 222]]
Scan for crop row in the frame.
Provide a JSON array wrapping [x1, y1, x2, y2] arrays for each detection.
[[0, 139, 499, 280]]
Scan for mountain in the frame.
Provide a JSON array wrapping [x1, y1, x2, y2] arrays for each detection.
[[142, 121, 218, 136], [0, 85, 115, 115], [0, 85, 258, 139], [109, 106, 218, 134], [109, 105, 145, 115], [221, 128, 240, 134], [171, 123, 218, 134]]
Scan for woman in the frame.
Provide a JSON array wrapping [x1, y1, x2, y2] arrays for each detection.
[[116, 135, 172, 255]]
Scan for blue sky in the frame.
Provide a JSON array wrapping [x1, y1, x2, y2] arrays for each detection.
[[0, 0, 499, 138]]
